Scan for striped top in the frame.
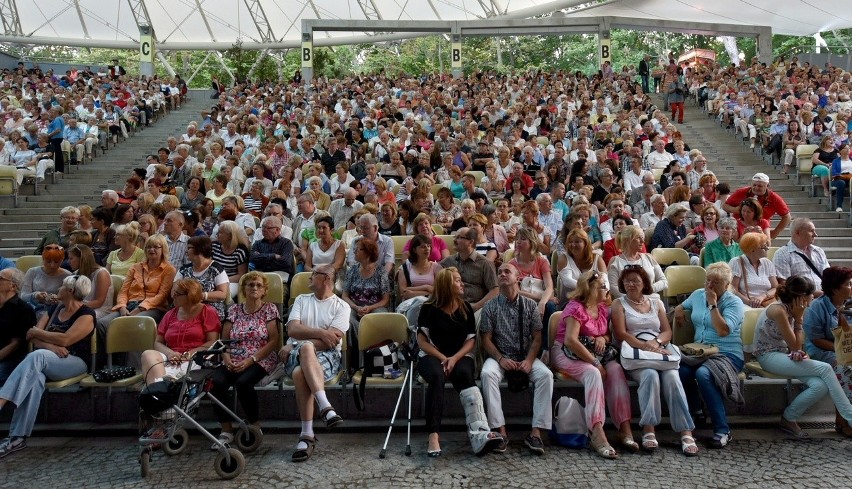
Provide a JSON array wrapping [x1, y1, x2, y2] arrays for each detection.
[[212, 242, 249, 277]]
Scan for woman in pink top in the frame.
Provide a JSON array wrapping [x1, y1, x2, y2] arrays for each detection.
[[550, 270, 634, 459], [397, 234, 442, 300], [402, 214, 449, 263]]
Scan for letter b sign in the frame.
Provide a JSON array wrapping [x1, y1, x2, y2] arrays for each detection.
[[301, 41, 313, 68]]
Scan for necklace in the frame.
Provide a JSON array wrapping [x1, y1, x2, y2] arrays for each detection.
[[626, 295, 647, 306]]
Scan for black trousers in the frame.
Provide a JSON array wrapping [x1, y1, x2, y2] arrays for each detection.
[[50, 138, 64, 173], [417, 355, 476, 434], [209, 363, 268, 423]]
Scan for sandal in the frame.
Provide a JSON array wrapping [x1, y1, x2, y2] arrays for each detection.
[[590, 434, 618, 460], [641, 432, 658, 451], [292, 435, 316, 462], [620, 435, 640, 453], [779, 417, 809, 439], [319, 407, 343, 429], [680, 435, 699, 457]]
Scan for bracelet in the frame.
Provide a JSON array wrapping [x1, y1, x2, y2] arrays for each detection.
[[203, 292, 208, 301], [250, 355, 258, 363], [592, 358, 602, 367]]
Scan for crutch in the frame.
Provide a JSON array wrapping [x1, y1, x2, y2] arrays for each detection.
[[379, 346, 415, 458]]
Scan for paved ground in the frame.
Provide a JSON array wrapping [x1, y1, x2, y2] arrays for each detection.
[[0, 427, 850, 488]]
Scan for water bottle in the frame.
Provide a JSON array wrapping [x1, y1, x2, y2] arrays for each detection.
[[187, 383, 198, 399]]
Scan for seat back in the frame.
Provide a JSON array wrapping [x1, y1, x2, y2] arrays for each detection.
[[174, 186, 184, 200], [651, 248, 690, 268], [670, 311, 696, 346], [15, 255, 43, 272], [287, 271, 312, 308], [106, 316, 157, 355], [430, 183, 445, 199], [110, 274, 124, 304], [796, 144, 818, 177], [264, 272, 286, 312], [663, 265, 706, 297], [766, 246, 779, 261], [0, 165, 18, 207], [358, 313, 409, 352], [502, 249, 515, 264], [741, 307, 764, 354], [698, 247, 706, 268], [391, 235, 411, 265], [464, 170, 485, 187]]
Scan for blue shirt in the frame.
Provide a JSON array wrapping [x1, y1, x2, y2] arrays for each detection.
[[48, 116, 65, 141], [682, 289, 745, 360], [0, 256, 15, 271], [802, 294, 839, 364]]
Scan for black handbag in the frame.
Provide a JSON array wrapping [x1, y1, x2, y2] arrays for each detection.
[[92, 365, 136, 383]]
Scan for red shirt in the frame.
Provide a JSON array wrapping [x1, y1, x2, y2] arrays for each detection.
[[725, 187, 789, 220], [158, 304, 221, 353], [505, 173, 534, 195]]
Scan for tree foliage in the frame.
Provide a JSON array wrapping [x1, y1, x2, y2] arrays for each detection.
[[13, 27, 852, 87]]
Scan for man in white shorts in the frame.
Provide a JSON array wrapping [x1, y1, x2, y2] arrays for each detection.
[[281, 264, 350, 462]]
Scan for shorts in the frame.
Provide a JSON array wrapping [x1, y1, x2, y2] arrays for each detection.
[[812, 164, 829, 177], [155, 351, 202, 380], [282, 342, 341, 382]]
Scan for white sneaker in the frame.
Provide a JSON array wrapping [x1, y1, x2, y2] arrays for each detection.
[[837, 207, 844, 213], [211, 431, 234, 450]]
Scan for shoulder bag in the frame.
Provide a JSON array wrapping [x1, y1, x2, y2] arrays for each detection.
[[620, 331, 681, 371]]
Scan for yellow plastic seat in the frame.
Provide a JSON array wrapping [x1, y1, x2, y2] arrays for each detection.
[[651, 248, 690, 268], [0, 165, 18, 208], [350, 313, 409, 388], [81, 316, 157, 388], [15, 255, 43, 273], [464, 170, 485, 187], [286, 272, 311, 309], [431, 223, 444, 236], [766, 247, 779, 261], [391, 235, 411, 266], [794, 144, 818, 186], [110, 274, 124, 304], [742, 308, 793, 379], [662, 265, 706, 307]]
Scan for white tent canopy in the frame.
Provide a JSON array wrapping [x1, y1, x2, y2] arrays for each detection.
[[567, 0, 852, 37], [3, 0, 850, 50]]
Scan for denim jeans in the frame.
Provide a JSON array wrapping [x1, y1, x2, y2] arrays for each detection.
[[679, 353, 744, 434], [758, 352, 852, 423], [628, 368, 694, 432], [0, 350, 87, 437]]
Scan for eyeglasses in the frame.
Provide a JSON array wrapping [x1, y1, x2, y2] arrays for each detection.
[[311, 271, 328, 279], [624, 264, 642, 270], [173, 292, 187, 297]]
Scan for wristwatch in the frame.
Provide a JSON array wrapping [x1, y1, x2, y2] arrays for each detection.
[[250, 355, 258, 363], [708, 304, 718, 311]]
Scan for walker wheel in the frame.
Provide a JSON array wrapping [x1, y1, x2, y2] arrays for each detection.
[[162, 428, 188, 456], [235, 425, 263, 453], [139, 447, 151, 478], [214, 447, 245, 480]]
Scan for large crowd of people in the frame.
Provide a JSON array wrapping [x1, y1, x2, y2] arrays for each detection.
[[0, 53, 851, 464]]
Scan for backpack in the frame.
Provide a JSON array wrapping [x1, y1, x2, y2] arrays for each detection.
[[549, 396, 589, 448]]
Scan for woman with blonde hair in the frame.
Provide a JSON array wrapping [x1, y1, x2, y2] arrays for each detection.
[[416, 267, 503, 456], [467, 213, 498, 263], [136, 214, 158, 241], [106, 223, 145, 277], [520, 200, 553, 255], [557, 228, 609, 304], [161, 194, 180, 214], [510, 227, 557, 320], [551, 270, 635, 458], [212, 220, 251, 297], [608, 225, 667, 300]]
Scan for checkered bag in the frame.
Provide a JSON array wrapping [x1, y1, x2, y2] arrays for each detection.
[[353, 339, 402, 411], [365, 340, 401, 379]]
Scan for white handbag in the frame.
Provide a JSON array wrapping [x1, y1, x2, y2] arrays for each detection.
[[520, 276, 546, 295], [620, 332, 681, 371]]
